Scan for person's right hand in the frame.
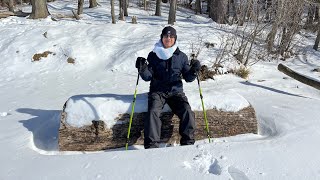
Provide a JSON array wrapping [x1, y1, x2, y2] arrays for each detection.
[[135, 57, 147, 71], [190, 59, 201, 74]]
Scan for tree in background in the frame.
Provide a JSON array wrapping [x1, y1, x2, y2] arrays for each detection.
[[89, 0, 97, 8], [29, 0, 49, 19], [195, 0, 201, 14], [155, 0, 161, 16], [8, 0, 13, 12], [77, 0, 84, 15], [168, 0, 177, 24], [123, 0, 128, 16], [209, 0, 227, 24], [265, 0, 304, 55], [111, 0, 116, 24], [119, 0, 124, 20], [119, 0, 128, 17], [307, 0, 320, 50]]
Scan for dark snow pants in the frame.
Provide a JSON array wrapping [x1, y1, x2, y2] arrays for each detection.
[[144, 92, 196, 149]]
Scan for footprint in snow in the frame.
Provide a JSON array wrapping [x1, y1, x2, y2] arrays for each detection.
[[0, 112, 9, 117], [183, 150, 221, 175], [228, 166, 250, 180]]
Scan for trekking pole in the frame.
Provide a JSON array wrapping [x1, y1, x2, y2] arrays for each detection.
[[125, 74, 140, 150], [196, 74, 211, 143]]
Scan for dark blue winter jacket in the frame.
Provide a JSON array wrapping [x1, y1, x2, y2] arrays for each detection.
[[139, 48, 197, 93]]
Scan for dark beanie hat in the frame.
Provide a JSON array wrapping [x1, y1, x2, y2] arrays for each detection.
[[161, 26, 177, 39]]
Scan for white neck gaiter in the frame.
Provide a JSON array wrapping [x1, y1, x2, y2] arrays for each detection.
[[152, 40, 178, 60]]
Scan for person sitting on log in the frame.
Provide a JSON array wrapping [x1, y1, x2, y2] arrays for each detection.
[[135, 26, 201, 149]]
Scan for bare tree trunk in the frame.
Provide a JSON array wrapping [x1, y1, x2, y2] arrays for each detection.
[[29, 0, 49, 19], [314, 9, 320, 50], [306, 4, 316, 26], [314, 26, 320, 50], [266, 21, 278, 52], [315, 7, 319, 21], [119, 0, 122, 15], [143, 0, 146, 10], [123, 0, 128, 16], [230, 0, 237, 24], [238, 0, 246, 26], [168, 0, 177, 25], [246, 0, 253, 20], [119, 0, 125, 21], [195, 0, 201, 14], [111, 0, 116, 24], [155, 0, 161, 16], [89, 0, 97, 8], [210, 0, 227, 24], [9, 0, 14, 12], [265, 0, 272, 21], [279, 1, 303, 56], [279, 27, 290, 56], [207, 0, 211, 17], [77, 0, 84, 15]]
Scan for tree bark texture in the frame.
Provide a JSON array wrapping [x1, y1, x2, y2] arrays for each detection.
[[228, 0, 237, 24], [77, 0, 84, 15], [71, 9, 80, 20], [144, 0, 147, 10], [306, 5, 316, 25], [59, 106, 258, 151], [8, 0, 14, 12], [278, 63, 320, 91], [29, 0, 49, 19], [123, 0, 128, 16], [155, 0, 161, 16], [89, 0, 97, 8], [210, 0, 227, 24], [314, 8, 320, 50], [207, 0, 211, 17], [168, 0, 177, 24], [118, 0, 124, 20], [195, 0, 201, 14], [111, 0, 116, 24]]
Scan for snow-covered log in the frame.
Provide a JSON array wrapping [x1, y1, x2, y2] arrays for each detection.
[[59, 93, 258, 151]]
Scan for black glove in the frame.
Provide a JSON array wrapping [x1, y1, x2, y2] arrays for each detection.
[[190, 59, 201, 74], [135, 57, 147, 71]]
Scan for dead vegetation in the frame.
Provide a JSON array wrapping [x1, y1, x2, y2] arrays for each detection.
[[32, 51, 53, 61]]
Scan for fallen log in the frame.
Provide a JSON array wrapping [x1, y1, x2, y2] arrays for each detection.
[[278, 63, 320, 90], [0, 11, 14, 18], [59, 94, 258, 151], [0, 10, 30, 18]]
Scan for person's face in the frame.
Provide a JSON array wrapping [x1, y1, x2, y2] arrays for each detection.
[[162, 34, 176, 48]]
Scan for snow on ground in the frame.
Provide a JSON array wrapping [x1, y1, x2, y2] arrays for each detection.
[[1, 0, 320, 179]]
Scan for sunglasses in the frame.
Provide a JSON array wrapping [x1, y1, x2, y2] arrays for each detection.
[[163, 34, 176, 38]]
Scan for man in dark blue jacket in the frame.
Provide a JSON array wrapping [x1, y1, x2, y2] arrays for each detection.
[[135, 26, 201, 149]]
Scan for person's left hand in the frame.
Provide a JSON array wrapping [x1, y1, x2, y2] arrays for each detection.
[[190, 59, 201, 73]]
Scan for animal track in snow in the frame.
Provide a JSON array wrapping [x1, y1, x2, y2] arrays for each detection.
[[228, 166, 250, 180], [183, 150, 221, 175]]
